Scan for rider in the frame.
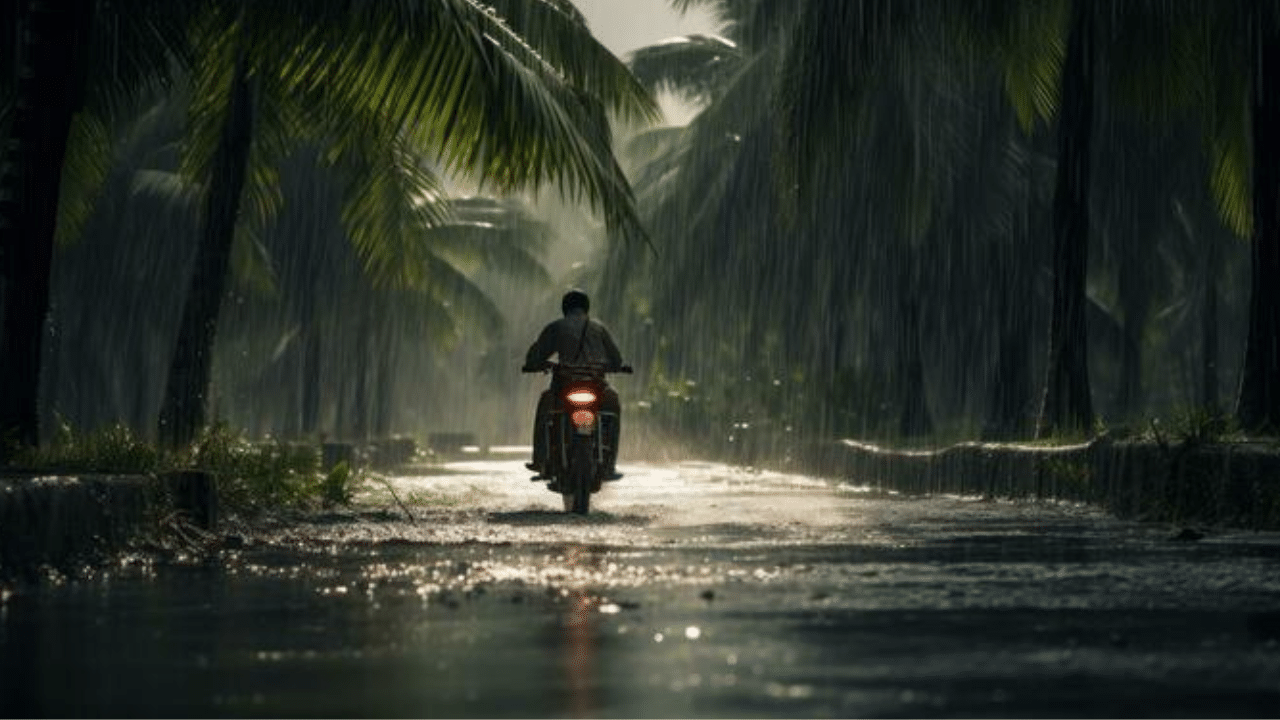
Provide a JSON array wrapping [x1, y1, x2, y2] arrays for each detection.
[[523, 289, 625, 481]]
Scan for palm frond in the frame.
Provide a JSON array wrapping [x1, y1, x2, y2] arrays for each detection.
[[778, 0, 928, 190], [86, 0, 196, 121], [1210, 121, 1252, 238], [481, 0, 661, 125], [273, 0, 649, 245], [623, 125, 689, 161], [129, 168, 199, 207], [627, 34, 743, 105], [54, 112, 113, 245], [325, 132, 454, 290], [425, 196, 553, 285], [957, 0, 1069, 134], [1106, 0, 1207, 124]]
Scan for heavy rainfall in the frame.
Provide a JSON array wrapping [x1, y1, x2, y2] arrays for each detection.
[[2, 0, 1280, 717]]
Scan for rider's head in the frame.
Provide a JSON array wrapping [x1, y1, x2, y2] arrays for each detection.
[[561, 289, 590, 316]]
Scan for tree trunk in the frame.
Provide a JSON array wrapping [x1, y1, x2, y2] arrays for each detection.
[[301, 323, 322, 436], [1201, 228, 1221, 412], [897, 294, 932, 438], [984, 260, 1035, 440], [0, 0, 95, 455], [372, 313, 398, 438], [1116, 231, 1150, 421], [157, 57, 254, 448], [349, 308, 373, 441], [1237, 9, 1280, 433], [896, 247, 932, 439], [1037, 0, 1096, 438]]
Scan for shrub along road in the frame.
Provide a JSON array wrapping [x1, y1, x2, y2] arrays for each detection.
[[3, 458, 1280, 717]]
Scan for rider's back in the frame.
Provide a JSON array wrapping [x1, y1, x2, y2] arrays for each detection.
[[526, 310, 623, 370]]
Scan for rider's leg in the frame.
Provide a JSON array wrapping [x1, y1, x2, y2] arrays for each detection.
[[528, 390, 553, 475], [602, 386, 621, 477]]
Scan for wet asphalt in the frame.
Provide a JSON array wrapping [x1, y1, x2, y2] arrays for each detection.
[[3, 457, 1280, 718]]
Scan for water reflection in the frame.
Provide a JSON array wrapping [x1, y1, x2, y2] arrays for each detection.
[[558, 544, 604, 718]]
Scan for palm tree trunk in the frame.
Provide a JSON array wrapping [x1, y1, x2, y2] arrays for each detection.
[[896, 247, 932, 438], [1237, 8, 1280, 432], [1116, 235, 1150, 420], [349, 308, 373, 441], [984, 255, 1035, 440], [372, 313, 398, 438], [157, 56, 254, 448], [301, 322, 322, 436], [0, 0, 95, 455], [1202, 234, 1220, 411], [1037, 0, 1096, 438], [897, 293, 932, 438]]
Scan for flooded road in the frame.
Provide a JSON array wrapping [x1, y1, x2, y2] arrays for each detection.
[[4, 457, 1280, 717]]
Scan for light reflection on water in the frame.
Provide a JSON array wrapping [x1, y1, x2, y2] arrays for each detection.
[[560, 545, 604, 718]]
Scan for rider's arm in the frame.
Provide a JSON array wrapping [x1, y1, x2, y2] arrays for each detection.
[[524, 321, 557, 369]]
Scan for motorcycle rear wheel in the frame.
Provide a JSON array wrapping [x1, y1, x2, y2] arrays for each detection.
[[566, 436, 594, 514]]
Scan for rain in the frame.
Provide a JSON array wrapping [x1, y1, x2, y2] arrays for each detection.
[[3, 0, 1280, 717]]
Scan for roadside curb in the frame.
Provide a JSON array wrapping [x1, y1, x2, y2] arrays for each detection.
[[787, 437, 1280, 530], [0, 471, 217, 578]]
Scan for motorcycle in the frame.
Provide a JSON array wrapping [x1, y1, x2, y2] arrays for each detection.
[[522, 361, 631, 514]]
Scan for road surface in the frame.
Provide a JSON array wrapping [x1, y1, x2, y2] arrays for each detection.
[[3, 457, 1280, 717]]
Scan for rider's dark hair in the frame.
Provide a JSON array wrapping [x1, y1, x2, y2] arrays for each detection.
[[561, 289, 590, 315]]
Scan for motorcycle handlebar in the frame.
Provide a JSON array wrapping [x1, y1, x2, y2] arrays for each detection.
[[521, 361, 633, 374]]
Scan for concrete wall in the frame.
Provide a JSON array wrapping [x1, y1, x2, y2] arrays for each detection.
[[0, 471, 216, 579], [787, 438, 1280, 530]]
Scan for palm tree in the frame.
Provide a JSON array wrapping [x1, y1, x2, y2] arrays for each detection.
[[155, 1, 657, 448], [1, 0, 102, 453], [633, 0, 1029, 440], [1034, 0, 1096, 437], [1, 0, 658, 453], [0, 0, 199, 456], [622, 0, 1264, 447], [1236, 2, 1280, 432]]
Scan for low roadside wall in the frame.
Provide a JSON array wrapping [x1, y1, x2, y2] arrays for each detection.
[[0, 471, 216, 579], [786, 438, 1280, 530]]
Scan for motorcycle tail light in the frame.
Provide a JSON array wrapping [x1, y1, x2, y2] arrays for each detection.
[[566, 390, 597, 405], [572, 410, 596, 428]]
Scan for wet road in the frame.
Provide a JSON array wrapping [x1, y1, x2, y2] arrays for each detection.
[[4, 457, 1280, 717]]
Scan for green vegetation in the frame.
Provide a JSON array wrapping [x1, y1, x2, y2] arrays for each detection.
[[10, 417, 162, 474], [1152, 408, 1243, 446], [7, 422, 364, 514]]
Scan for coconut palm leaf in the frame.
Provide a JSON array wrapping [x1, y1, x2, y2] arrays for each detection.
[[426, 197, 553, 285], [53, 113, 113, 245], [627, 34, 744, 105], [262, 0, 651, 243], [482, 0, 660, 125]]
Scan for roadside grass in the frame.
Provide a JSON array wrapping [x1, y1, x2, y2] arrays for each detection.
[[7, 421, 365, 514]]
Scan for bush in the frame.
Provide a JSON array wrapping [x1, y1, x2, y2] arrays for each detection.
[[10, 419, 160, 474], [7, 421, 363, 514], [187, 424, 362, 513]]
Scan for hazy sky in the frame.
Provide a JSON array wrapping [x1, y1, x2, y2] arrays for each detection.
[[571, 0, 719, 124]]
